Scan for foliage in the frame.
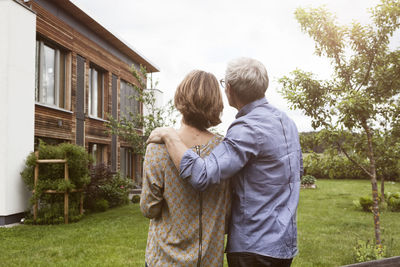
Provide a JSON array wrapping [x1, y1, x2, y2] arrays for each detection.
[[21, 141, 91, 191], [99, 173, 132, 208], [84, 164, 133, 212], [301, 175, 316, 185], [386, 191, 400, 211], [20, 142, 91, 224], [93, 199, 109, 212], [279, 0, 400, 245], [354, 194, 388, 212], [353, 239, 386, 263], [106, 65, 177, 159], [359, 195, 375, 212], [131, 195, 141, 204], [303, 152, 367, 180], [2, 181, 400, 266], [300, 132, 326, 153]]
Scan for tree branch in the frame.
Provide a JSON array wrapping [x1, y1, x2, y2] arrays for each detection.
[[335, 141, 373, 178]]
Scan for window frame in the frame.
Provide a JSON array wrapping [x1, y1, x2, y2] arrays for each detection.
[[35, 38, 70, 110], [89, 143, 108, 166], [120, 147, 142, 184], [88, 64, 105, 119], [120, 80, 140, 122]]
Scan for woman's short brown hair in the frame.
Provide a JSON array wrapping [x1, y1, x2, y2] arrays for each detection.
[[174, 70, 223, 130]]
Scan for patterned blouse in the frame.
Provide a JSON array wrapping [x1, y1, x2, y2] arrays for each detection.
[[140, 135, 231, 266]]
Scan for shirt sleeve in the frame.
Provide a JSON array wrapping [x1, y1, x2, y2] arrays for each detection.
[[299, 148, 304, 177], [180, 122, 260, 191], [140, 144, 165, 219]]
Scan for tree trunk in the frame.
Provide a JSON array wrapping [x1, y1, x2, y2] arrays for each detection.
[[363, 122, 382, 247]]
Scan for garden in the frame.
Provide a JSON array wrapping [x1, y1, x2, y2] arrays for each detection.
[[1, 179, 399, 266]]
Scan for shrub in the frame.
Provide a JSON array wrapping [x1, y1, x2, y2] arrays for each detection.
[[353, 239, 386, 263], [131, 195, 140, 203], [301, 175, 316, 185], [359, 196, 374, 212], [93, 199, 109, 212], [354, 194, 387, 212], [303, 152, 366, 180], [84, 164, 133, 211], [386, 192, 400, 212], [21, 142, 91, 224]]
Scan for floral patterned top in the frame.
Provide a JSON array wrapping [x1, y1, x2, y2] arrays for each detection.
[[140, 135, 231, 266]]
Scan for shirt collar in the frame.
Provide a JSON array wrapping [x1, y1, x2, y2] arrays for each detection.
[[235, 97, 268, 119]]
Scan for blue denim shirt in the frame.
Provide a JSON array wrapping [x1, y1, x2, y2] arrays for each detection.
[[180, 97, 302, 259]]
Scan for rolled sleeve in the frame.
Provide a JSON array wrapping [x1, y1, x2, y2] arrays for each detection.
[[179, 123, 260, 191], [179, 149, 199, 179]]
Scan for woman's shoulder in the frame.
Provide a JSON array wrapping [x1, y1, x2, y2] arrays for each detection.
[[145, 143, 169, 159], [212, 134, 224, 144], [203, 134, 224, 151]]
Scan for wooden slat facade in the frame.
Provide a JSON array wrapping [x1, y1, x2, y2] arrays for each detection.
[[29, 0, 152, 183]]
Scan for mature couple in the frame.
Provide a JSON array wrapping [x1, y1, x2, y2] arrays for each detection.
[[140, 57, 303, 267]]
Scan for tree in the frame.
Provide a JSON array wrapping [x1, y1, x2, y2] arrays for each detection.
[[106, 65, 177, 159], [279, 0, 400, 248]]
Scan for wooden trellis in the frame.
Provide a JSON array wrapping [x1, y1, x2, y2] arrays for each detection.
[[33, 151, 84, 224]]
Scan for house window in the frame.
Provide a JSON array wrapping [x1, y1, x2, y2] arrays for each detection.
[[134, 155, 142, 185], [120, 147, 133, 179], [89, 66, 104, 118], [120, 147, 142, 181], [120, 80, 140, 121], [89, 143, 107, 166], [35, 40, 67, 108]]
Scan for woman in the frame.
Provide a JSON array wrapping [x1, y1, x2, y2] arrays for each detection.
[[140, 70, 231, 266]]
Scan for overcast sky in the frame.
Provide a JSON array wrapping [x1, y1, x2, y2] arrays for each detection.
[[71, 0, 397, 133]]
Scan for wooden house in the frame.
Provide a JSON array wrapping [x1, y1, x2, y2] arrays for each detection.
[[0, 0, 158, 225], [31, 0, 158, 180]]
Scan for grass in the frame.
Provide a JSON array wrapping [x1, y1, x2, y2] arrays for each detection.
[[0, 204, 148, 266], [293, 179, 400, 266], [0, 179, 399, 266]]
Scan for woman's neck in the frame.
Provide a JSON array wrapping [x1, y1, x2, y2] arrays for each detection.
[[176, 122, 214, 148]]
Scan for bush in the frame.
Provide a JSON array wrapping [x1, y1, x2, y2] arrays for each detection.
[[93, 199, 109, 212], [303, 152, 366, 180], [359, 196, 374, 212], [131, 195, 140, 203], [21, 142, 91, 224], [301, 175, 316, 185], [386, 192, 400, 212], [84, 164, 133, 212], [353, 239, 386, 263], [354, 194, 387, 212]]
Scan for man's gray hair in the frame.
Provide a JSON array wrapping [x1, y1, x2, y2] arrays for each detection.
[[225, 57, 269, 103]]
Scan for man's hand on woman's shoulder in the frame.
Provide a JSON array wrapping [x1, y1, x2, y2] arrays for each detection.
[[147, 127, 176, 144]]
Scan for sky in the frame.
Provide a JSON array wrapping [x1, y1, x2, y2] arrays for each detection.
[[71, 0, 397, 133]]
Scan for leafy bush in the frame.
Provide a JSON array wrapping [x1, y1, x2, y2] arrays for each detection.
[[386, 192, 400, 212], [359, 196, 374, 212], [21, 142, 91, 224], [301, 175, 316, 185], [303, 152, 366, 180], [85, 164, 133, 212], [93, 199, 109, 212], [353, 239, 386, 263], [354, 194, 387, 212]]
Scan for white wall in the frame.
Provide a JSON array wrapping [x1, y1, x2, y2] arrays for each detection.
[[143, 88, 164, 117], [0, 0, 36, 217]]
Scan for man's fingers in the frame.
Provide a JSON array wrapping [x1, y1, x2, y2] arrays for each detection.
[[146, 128, 164, 144]]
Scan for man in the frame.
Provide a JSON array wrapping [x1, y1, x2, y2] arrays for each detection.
[[148, 57, 303, 267]]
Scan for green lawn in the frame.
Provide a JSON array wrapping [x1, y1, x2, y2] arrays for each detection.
[[1, 179, 399, 266]]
